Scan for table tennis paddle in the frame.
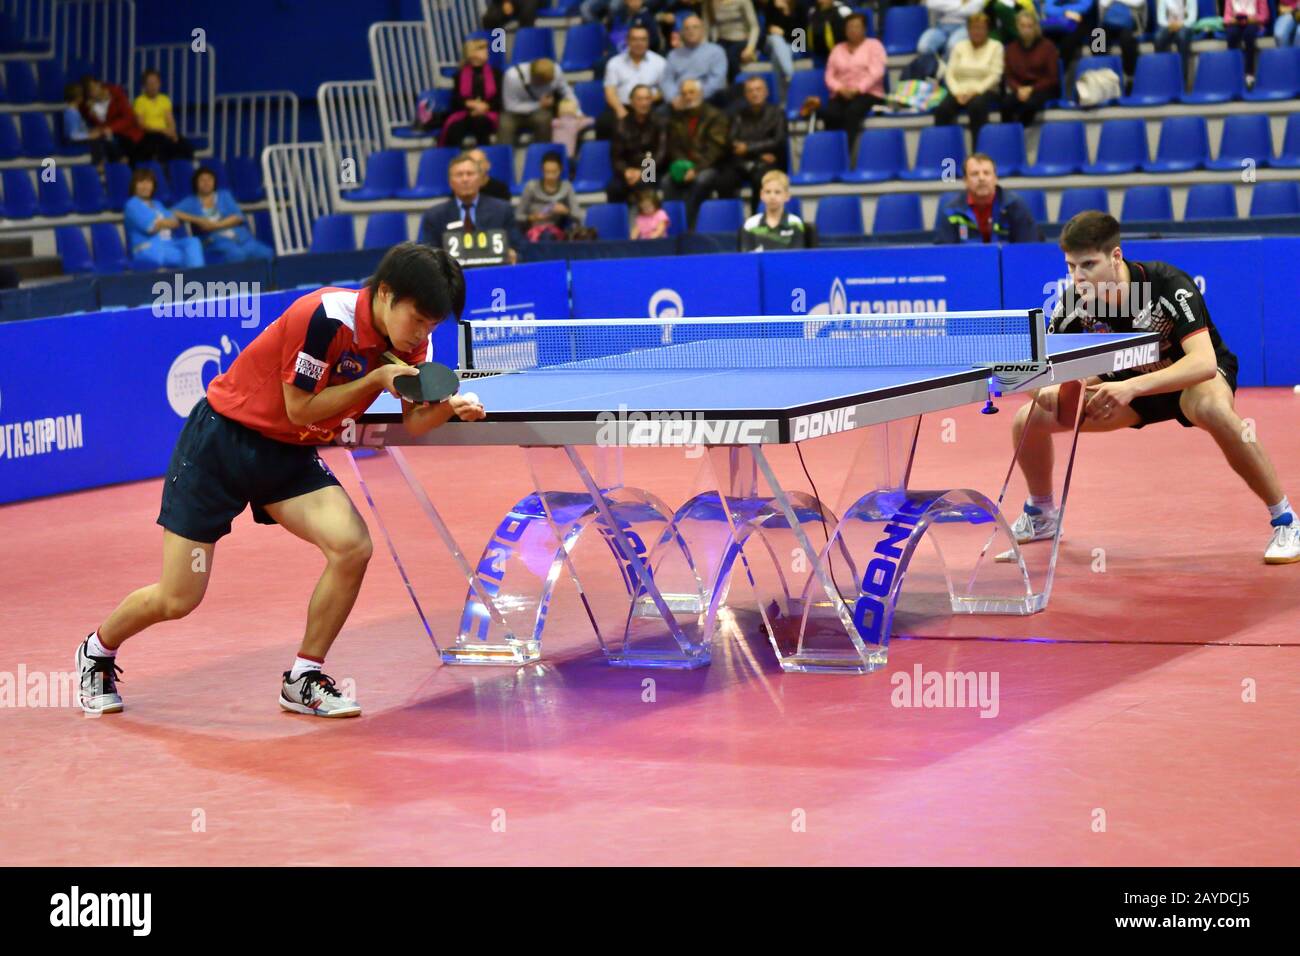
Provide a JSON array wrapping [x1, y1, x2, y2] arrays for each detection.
[[383, 352, 459, 403]]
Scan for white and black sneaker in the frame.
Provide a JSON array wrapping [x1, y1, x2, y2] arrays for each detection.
[[1264, 514, 1300, 565], [995, 503, 1060, 563], [279, 670, 361, 718], [76, 636, 123, 716]]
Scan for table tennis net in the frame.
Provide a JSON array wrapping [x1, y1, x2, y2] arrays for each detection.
[[458, 312, 1044, 372]]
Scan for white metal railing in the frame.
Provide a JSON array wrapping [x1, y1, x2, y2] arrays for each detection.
[[132, 42, 215, 149], [54, 0, 134, 87], [318, 79, 385, 204], [369, 20, 439, 145], [1, 0, 55, 49], [262, 142, 332, 257], [214, 90, 298, 162], [421, 0, 485, 77]]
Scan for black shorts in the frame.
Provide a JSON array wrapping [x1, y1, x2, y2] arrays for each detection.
[[157, 397, 342, 543], [1127, 357, 1239, 429]]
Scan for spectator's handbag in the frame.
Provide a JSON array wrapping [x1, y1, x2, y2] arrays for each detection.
[[1191, 16, 1223, 34], [414, 88, 445, 132], [1076, 68, 1122, 106], [886, 79, 949, 113], [526, 222, 568, 242]]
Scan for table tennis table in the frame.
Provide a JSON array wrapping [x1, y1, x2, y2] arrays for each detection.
[[347, 311, 1159, 675]]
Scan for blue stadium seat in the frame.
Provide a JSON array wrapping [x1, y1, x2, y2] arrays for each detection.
[[572, 80, 607, 122], [1183, 183, 1237, 221], [791, 130, 848, 185], [662, 199, 687, 236], [1057, 187, 1110, 222], [573, 140, 611, 192], [37, 167, 73, 216], [1082, 119, 1148, 175], [585, 202, 629, 240], [4, 61, 37, 103], [1274, 113, 1300, 169], [1119, 52, 1182, 107], [1023, 121, 1087, 176], [815, 195, 863, 236], [1243, 48, 1300, 102], [230, 157, 264, 203], [519, 142, 570, 191], [90, 222, 130, 273], [55, 225, 94, 274], [975, 122, 1027, 176], [872, 193, 922, 233], [346, 149, 406, 201], [136, 160, 172, 204], [1183, 49, 1245, 104], [899, 125, 965, 181], [1121, 185, 1173, 221], [2, 168, 37, 218], [19, 112, 55, 158], [104, 162, 132, 211], [309, 213, 356, 253], [840, 128, 905, 183], [785, 71, 828, 122], [538, 1, 582, 15], [1074, 55, 1124, 106], [1014, 188, 1048, 225], [1206, 114, 1273, 171], [479, 143, 517, 193], [1248, 181, 1300, 217], [695, 198, 745, 233], [785, 197, 803, 220], [1143, 116, 1208, 173], [511, 27, 556, 65], [882, 5, 927, 55], [70, 164, 106, 214], [167, 158, 195, 202], [560, 22, 605, 72], [362, 211, 409, 248], [398, 147, 455, 199], [36, 59, 65, 103], [0, 115, 20, 160], [250, 209, 274, 244]]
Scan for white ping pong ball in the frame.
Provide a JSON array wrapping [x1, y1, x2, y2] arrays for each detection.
[[461, 391, 481, 405], [1294, 385, 1300, 395]]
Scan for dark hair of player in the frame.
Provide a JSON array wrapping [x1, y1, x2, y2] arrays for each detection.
[[367, 242, 466, 322], [1059, 210, 1122, 254]]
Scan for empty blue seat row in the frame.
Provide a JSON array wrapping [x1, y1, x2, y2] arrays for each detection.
[[0, 112, 90, 160]]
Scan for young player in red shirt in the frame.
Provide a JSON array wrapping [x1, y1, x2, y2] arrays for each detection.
[[76, 243, 485, 717]]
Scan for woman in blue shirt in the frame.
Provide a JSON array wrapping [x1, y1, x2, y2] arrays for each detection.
[[173, 167, 273, 263], [123, 167, 204, 268]]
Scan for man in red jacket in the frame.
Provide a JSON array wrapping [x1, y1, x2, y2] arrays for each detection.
[[80, 75, 145, 163]]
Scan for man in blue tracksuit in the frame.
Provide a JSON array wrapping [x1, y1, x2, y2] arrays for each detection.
[[934, 153, 1040, 244]]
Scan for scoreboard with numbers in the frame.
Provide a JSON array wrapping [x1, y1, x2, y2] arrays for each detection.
[[443, 227, 509, 268]]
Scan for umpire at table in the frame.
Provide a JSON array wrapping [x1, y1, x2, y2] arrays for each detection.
[[418, 152, 523, 262]]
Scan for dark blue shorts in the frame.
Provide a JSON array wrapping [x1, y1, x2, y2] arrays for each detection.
[[157, 397, 342, 544]]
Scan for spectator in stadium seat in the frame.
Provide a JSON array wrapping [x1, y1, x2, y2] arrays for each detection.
[[81, 75, 147, 165], [662, 15, 731, 108], [1223, 0, 1270, 86], [1098, 0, 1145, 83], [934, 153, 1037, 243], [656, 1, 707, 45], [133, 69, 196, 162], [419, 152, 522, 260], [986, 0, 1038, 45], [63, 82, 116, 170], [932, 13, 1004, 150], [1001, 7, 1059, 128], [608, 0, 664, 54], [919, 0, 981, 58], [739, 169, 813, 249], [498, 58, 574, 146], [1276, 0, 1300, 47], [173, 166, 273, 263], [703, 0, 761, 84], [482, 0, 538, 30], [1153, 0, 1198, 87], [631, 187, 671, 238], [598, 25, 668, 139], [1041, 0, 1096, 70], [518, 149, 585, 240], [465, 147, 513, 201], [820, 13, 886, 152], [756, 0, 800, 103], [608, 83, 669, 204], [441, 38, 502, 148], [808, 0, 852, 63], [664, 77, 735, 225], [124, 167, 204, 268], [729, 73, 787, 212]]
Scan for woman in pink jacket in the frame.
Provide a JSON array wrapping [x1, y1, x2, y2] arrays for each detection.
[[819, 12, 885, 151]]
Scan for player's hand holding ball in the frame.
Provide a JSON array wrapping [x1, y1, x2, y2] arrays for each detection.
[[449, 392, 485, 421]]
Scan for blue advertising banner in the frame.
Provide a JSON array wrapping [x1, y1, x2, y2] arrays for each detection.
[[570, 253, 762, 320], [1258, 237, 1300, 386], [758, 244, 1002, 319]]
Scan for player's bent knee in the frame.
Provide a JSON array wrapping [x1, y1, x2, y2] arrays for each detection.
[[157, 590, 204, 621], [1186, 399, 1237, 434], [327, 533, 373, 569]]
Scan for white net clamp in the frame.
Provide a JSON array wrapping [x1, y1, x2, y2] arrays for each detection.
[[976, 308, 1052, 394]]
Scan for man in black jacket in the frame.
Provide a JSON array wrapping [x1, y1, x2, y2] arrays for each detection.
[[729, 75, 788, 213], [419, 153, 522, 261], [607, 83, 668, 205]]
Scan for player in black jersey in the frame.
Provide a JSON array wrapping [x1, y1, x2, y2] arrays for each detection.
[[1007, 211, 1298, 564]]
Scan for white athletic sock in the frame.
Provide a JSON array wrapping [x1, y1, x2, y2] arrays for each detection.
[[1028, 494, 1057, 513], [289, 655, 325, 681], [1267, 497, 1294, 523], [86, 630, 115, 658]]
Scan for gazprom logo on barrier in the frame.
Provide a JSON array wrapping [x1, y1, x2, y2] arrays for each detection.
[[791, 406, 857, 441], [1113, 342, 1159, 372], [808, 277, 947, 316], [166, 338, 241, 418], [852, 495, 938, 646]]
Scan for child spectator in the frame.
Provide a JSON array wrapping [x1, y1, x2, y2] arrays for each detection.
[[631, 188, 670, 238], [123, 167, 204, 268], [133, 69, 196, 161], [1223, 0, 1270, 86], [1153, 0, 1198, 87], [739, 169, 812, 250], [62, 82, 114, 170], [441, 38, 502, 148], [518, 150, 585, 240], [1001, 7, 1059, 128], [173, 166, 273, 263], [498, 58, 574, 146]]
